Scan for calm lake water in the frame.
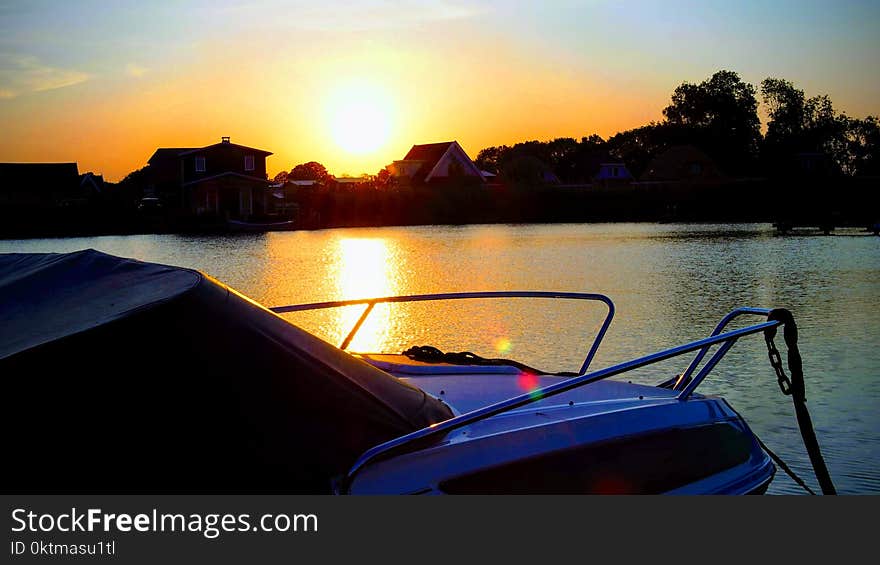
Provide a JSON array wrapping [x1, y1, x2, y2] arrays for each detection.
[[3, 223, 878, 495]]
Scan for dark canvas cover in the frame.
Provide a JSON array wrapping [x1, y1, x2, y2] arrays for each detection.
[[0, 250, 452, 492]]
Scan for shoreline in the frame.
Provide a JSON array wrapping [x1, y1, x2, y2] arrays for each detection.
[[2, 218, 877, 242]]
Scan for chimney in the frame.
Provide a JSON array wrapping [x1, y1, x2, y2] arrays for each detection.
[[221, 136, 230, 144]]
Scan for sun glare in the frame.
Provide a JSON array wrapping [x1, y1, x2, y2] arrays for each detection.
[[334, 237, 399, 352], [326, 82, 393, 155]]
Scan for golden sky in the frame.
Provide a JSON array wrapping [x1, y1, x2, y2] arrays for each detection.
[[1, 1, 878, 181]]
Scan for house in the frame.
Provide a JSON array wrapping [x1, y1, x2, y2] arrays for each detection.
[[0, 162, 86, 210], [641, 145, 722, 182], [333, 175, 374, 188], [79, 172, 105, 196], [793, 152, 835, 177], [594, 163, 633, 184], [388, 141, 486, 185], [287, 180, 320, 188], [146, 137, 273, 219]]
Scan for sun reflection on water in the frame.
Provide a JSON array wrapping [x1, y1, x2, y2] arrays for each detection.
[[333, 237, 400, 352]]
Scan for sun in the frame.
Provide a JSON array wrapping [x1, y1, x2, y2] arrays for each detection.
[[326, 82, 393, 155]]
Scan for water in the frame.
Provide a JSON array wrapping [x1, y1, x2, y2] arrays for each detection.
[[3, 223, 878, 495]]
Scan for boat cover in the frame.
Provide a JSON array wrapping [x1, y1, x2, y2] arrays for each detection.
[[0, 249, 452, 492]]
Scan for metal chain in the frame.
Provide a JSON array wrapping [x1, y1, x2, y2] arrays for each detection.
[[765, 337, 793, 395]]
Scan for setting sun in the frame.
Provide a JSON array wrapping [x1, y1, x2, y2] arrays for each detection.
[[326, 81, 393, 155]]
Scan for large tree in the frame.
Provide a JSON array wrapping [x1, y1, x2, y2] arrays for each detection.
[[289, 161, 331, 184], [606, 123, 688, 178], [662, 70, 762, 175], [476, 136, 612, 183], [554, 135, 610, 183], [760, 78, 851, 174], [475, 145, 511, 174], [843, 116, 880, 177]]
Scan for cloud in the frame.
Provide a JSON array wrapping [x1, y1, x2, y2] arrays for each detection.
[[0, 54, 89, 99], [222, 0, 488, 32], [125, 62, 149, 78]]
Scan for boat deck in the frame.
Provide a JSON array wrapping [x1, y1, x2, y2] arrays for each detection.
[[357, 353, 682, 415]]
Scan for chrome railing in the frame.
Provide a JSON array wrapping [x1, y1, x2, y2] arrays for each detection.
[[674, 307, 772, 400], [271, 291, 615, 375]]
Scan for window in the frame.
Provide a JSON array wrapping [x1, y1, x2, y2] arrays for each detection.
[[244, 155, 255, 171], [195, 156, 206, 172]]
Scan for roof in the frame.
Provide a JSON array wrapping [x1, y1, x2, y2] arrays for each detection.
[[148, 140, 273, 166], [403, 141, 455, 163], [398, 141, 483, 183], [0, 250, 452, 492], [334, 176, 370, 184], [400, 142, 453, 182], [147, 148, 195, 164], [179, 142, 272, 157]]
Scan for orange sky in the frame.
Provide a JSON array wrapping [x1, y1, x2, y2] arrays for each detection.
[[1, 1, 878, 181]]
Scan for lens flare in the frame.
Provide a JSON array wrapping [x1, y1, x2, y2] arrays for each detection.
[[494, 336, 512, 354], [517, 372, 539, 393]]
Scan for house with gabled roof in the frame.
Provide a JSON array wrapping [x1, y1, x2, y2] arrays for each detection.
[[388, 141, 486, 185], [641, 145, 722, 183], [146, 136, 273, 219]]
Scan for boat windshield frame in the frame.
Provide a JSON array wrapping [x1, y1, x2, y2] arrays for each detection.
[[271, 291, 616, 375]]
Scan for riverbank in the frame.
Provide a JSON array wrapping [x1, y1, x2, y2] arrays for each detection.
[[2, 177, 877, 240]]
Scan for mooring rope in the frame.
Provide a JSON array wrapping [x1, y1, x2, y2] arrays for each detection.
[[402, 345, 579, 376], [765, 309, 837, 495]]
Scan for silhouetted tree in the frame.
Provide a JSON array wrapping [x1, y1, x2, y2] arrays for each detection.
[[606, 123, 672, 178], [114, 165, 151, 206], [555, 135, 610, 182], [273, 171, 289, 183], [761, 78, 851, 175], [843, 116, 880, 177], [475, 145, 512, 174], [501, 154, 553, 185], [375, 167, 395, 188], [289, 161, 331, 184], [761, 78, 806, 143], [663, 70, 761, 175]]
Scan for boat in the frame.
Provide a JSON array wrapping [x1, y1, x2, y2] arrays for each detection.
[[225, 217, 295, 232], [0, 250, 835, 494]]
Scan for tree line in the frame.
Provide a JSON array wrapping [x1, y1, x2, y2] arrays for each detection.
[[473, 71, 878, 184]]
